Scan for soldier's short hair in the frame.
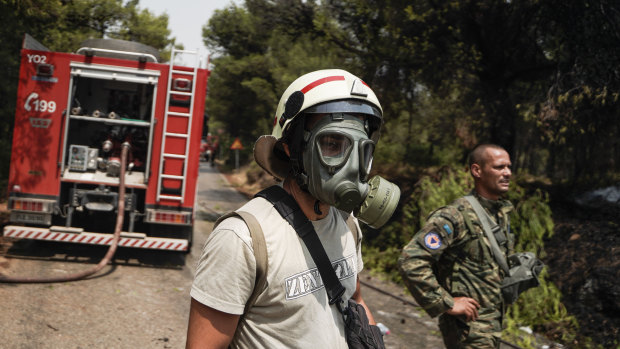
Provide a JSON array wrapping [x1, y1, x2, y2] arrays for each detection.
[[468, 144, 506, 168]]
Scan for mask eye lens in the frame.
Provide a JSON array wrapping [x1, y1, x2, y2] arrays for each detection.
[[318, 133, 351, 166]]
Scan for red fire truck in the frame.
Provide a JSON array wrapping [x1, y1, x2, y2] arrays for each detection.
[[3, 34, 210, 253]]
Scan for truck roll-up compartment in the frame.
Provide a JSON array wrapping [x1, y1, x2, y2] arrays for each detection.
[[61, 62, 160, 186]]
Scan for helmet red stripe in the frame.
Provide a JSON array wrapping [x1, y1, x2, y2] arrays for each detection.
[[301, 76, 345, 94]]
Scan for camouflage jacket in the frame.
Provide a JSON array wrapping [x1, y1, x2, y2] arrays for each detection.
[[398, 191, 514, 320]]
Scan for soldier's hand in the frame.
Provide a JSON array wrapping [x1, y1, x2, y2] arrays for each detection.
[[445, 297, 480, 322]]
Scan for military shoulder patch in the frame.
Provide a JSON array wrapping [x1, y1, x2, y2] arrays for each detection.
[[443, 224, 452, 235], [424, 232, 442, 250]]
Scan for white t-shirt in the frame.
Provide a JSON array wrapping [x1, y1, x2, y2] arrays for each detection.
[[190, 196, 364, 348]]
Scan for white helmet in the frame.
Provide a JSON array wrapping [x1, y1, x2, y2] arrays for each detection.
[[255, 69, 383, 180]]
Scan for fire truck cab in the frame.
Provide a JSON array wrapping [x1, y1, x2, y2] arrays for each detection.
[[3, 34, 210, 253]]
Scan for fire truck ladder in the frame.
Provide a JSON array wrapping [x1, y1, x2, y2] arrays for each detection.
[[156, 48, 201, 203]]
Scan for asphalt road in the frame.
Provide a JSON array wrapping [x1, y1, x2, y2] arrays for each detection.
[[0, 163, 445, 349]]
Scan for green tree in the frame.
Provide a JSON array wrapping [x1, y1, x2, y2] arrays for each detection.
[[526, 0, 620, 185], [203, 4, 270, 58], [319, 0, 620, 186], [202, 1, 352, 155], [202, 5, 274, 149], [112, 0, 177, 60]]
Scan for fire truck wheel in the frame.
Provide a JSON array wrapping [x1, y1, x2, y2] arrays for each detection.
[[185, 227, 194, 253]]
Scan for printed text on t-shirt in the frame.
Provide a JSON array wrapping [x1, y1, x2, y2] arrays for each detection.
[[284, 254, 356, 300]]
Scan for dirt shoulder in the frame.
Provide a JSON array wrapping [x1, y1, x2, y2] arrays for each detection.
[[220, 164, 279, 200]]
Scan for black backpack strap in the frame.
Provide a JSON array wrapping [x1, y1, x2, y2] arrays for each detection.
[[255, 186, 346, 305], [214, 210, 268, 314]]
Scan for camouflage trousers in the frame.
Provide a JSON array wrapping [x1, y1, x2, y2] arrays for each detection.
[[438, 313, 502, 349]]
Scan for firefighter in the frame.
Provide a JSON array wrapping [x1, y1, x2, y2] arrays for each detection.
[[186, 69, 400, 348]]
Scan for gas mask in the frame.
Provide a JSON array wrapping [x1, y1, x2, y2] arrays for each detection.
[[253, 69, 400, 227], [301, 113, 400, 228]]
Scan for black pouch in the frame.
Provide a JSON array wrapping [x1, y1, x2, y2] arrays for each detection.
[[342, 299, 385, 349], [501, 252, 545, 304]]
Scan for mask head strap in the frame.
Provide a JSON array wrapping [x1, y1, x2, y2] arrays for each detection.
[[286, 115, 309, 190]]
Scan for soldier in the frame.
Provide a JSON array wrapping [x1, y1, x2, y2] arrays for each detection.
[[398, 144, 514, 349]]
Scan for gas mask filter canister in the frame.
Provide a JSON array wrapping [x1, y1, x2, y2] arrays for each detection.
[[355, 175, 400, 228], [301, 113, 400, 228]]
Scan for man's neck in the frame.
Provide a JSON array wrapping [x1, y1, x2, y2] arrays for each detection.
[[283, 177, 330, 221], [474, 187, 499, 201], [473, 189, 507, 215]]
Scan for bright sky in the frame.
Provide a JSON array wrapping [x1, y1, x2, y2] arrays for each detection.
[[140, 0, 237, 55]]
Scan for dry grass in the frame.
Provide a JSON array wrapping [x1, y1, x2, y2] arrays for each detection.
[[221, 162, 279, 199]]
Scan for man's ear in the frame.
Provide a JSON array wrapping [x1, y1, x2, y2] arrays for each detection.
[[282, 143, 290, 157], [471, 163, 482, 179]]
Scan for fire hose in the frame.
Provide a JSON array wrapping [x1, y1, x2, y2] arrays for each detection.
[[0, 142, 131, 283]]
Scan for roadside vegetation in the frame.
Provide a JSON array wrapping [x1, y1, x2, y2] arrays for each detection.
[[2, 1, 619, 347]]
